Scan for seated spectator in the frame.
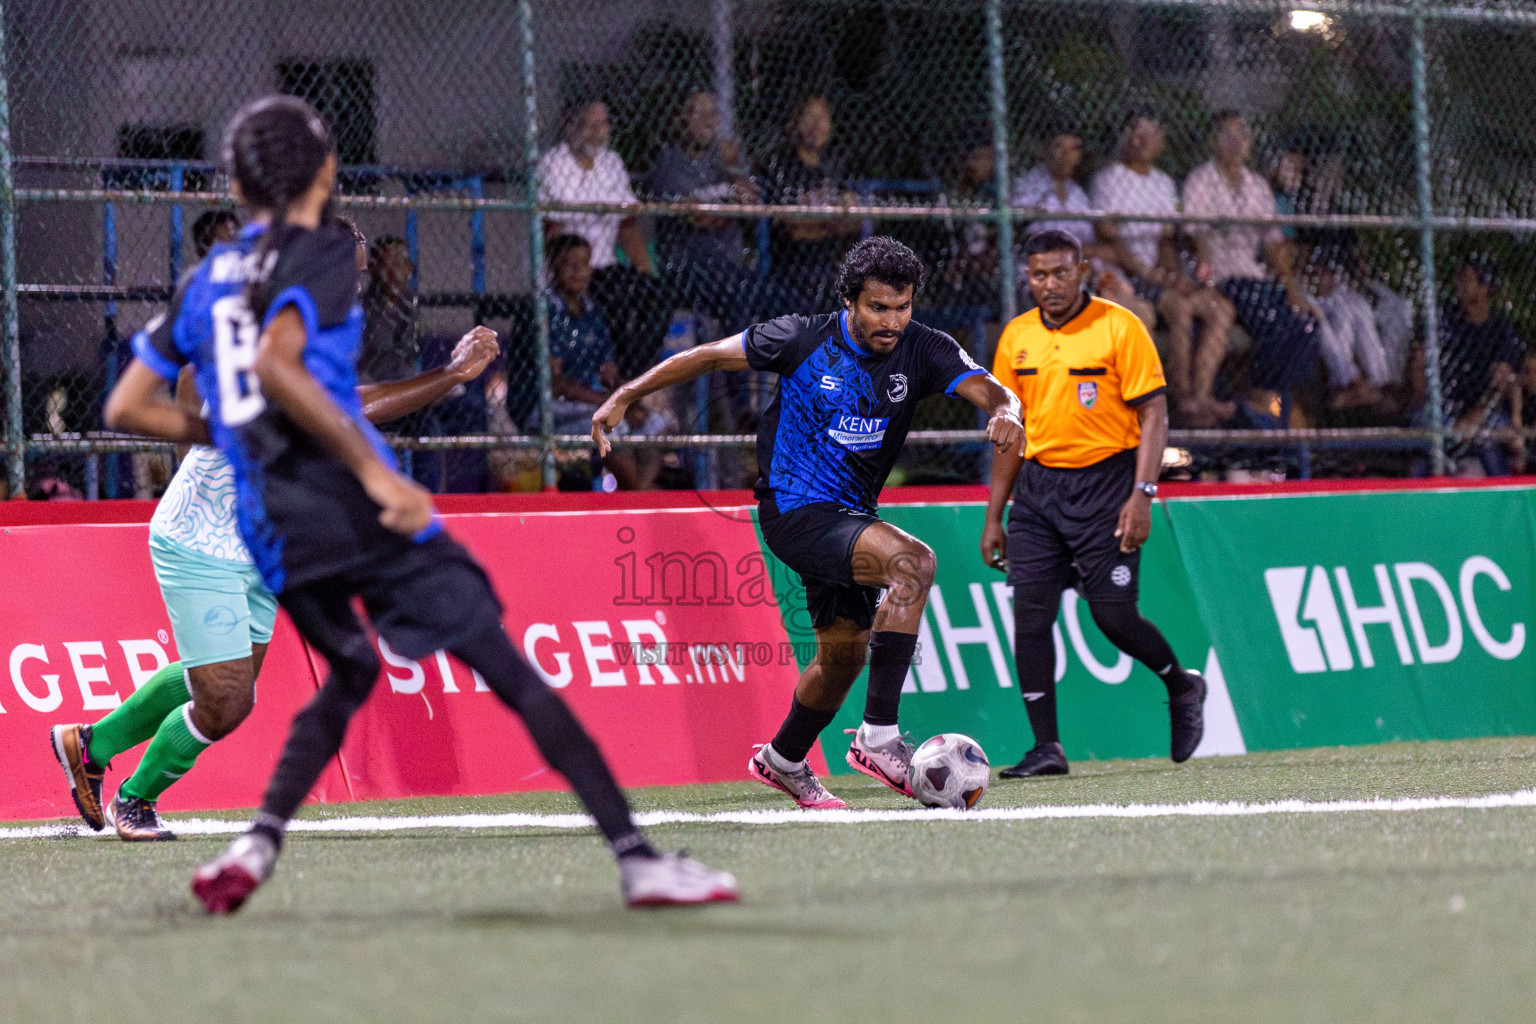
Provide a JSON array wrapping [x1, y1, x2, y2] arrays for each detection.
[[357, 236, 419, 385], [1516, 346, 1536, 474], [1412, 253, 1525, 475], [190, 210, 240, 259], [931, 136, 1000, 308], [1183, 110, 1322, 427], [1013, 129, 1094, 248], [758, 94, 860, 313], [1300, 234, 1392, 411], [539, 99, 668, 377], [544, 233, 658, 490], [1092, 112, 1236, 427], [1014, 126, 1154, 331], [647, 90, 798, 333]]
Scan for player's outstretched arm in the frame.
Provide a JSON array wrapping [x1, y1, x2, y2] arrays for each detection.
[[954, 372, 1024, 454], [358, 326, 499, 425], [104, 359, 212, 446], [590, 333, 750, 456], [255, 305, 433, 536]]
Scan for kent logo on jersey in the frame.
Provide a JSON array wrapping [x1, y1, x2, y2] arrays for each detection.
[[828, 414, 889, 451], [743, 309, 984, 513]]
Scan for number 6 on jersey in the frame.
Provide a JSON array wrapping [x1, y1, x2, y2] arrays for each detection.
[[212, 294, 265, 426]]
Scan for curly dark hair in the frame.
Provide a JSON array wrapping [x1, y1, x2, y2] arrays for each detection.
[[835, 236, 927, 304]]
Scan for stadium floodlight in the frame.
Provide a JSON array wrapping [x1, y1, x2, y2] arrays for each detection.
[[1289, 10, 1330, 32]]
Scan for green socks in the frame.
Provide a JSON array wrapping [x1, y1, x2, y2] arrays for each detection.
[[86, 661, 190, 764], [120, 705, 212, 802]]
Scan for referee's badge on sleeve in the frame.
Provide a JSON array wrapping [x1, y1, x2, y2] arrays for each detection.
[[1077, 381, 1098, 409]]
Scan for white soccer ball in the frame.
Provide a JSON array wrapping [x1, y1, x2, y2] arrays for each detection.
[[909, 733, 990, 809]]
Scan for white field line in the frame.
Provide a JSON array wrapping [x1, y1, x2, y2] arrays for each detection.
[[6, 789, 1536, 841]]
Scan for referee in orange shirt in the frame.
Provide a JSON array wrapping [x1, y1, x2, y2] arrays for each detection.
[[982, 229, 1207, 777]]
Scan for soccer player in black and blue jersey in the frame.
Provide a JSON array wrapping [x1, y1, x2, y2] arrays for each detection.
[[593, 237, 1023, 808], [104, 96, 737, 913]]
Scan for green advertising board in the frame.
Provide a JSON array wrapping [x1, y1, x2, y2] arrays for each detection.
[[754, 486, 1536, 772], [1164, 486, 1536, 750]]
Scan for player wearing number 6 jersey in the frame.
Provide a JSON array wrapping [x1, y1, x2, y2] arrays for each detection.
[[52, 220, 500, 841], [104, 95, 734, 913]]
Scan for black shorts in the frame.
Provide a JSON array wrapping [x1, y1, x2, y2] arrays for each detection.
[[758, 499, 882, 630], [1007, 450, 1141, 604], [279, 532, 504, 664]]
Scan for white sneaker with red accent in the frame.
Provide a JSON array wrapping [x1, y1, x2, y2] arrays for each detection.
[[621, 852, 739, 907], [844, 726, 916, 798], [748, 746, 847, 810], [191, 831, 277, 915]]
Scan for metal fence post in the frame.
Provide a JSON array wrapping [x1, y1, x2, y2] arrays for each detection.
[[985, 0, 1016, 328], [520, 0, 554, 489], [1411, 10, 1446, 476], [0, 0, 20, 498]]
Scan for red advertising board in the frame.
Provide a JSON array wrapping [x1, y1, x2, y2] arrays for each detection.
[[0, 523, 348, 821], [0, 505, 813, 822], [335, 506, 813, 800]]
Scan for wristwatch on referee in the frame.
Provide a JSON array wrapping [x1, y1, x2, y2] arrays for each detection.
[[1134, 481, 1158, 498]]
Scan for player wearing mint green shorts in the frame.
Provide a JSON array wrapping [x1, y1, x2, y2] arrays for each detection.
[[51, 444, 282, 840], [50, 313, 501, 841]]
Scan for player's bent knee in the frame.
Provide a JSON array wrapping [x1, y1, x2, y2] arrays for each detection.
[[894, 542, 936, 590]]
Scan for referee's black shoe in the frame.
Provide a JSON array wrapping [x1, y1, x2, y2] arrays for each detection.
[[999, 742, 1069, 779], [1169, 671, 1209, 764]]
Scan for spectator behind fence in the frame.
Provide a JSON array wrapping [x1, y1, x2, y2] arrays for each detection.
[[647, 90, 799, 332], [1014, 127, 1154, 330], [1183, 110, 1322, 427], [1013, 129, 1103, 249], [759, 94, 860, 313], [931, 136, 1000, 308], [539, 99, 669, 377], [1412, 253, 1525, 475], [1297, 231, 1393, 412], [544, 233, 659, 490], [357, 236, 420, 385], [1091, 112, 1236, 427], [191, 210, 240, 259]]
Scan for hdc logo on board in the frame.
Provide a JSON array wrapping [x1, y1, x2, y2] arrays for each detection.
[[1264, 556, 1526, 674]]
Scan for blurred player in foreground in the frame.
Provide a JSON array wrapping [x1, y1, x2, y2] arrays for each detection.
[[104, 95, 736, 912], [52, 217, 500, 842], [593, 236, 1023, 808], [982, 228, 1207, 777]]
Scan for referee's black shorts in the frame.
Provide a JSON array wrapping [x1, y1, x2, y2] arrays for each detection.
[[1006, 449, 1141, 604], [758, 499, 882, 630]]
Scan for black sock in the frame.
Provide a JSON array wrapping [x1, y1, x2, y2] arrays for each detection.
[[1089, 601, 1196, 700], [1013, 583, 1062, 747], [250, 819, 284, 852], [864, 631, 918, 726], [1015, 626, 1060, 747], [610, 832, 660, 860], [770, 696, 838, 764]]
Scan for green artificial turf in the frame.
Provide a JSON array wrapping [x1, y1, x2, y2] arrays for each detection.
[[4, 737, 1536, 1023]]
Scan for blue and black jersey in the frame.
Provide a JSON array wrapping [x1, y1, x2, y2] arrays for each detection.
[[746, 311, 984, 514], [132, 220, 439, 594]]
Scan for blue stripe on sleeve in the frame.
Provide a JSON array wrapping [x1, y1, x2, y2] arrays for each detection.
[[262, 284, 320, 340], [945, 367, 986, 396], [131, 330, 183, 382]]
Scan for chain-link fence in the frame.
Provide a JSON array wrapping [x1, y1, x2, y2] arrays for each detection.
[[3, 0, 1535, 499]]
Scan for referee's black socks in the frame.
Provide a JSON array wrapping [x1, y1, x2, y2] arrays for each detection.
[[1088, 601, 1198, 700], [1012, 592, 1062, 746]]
